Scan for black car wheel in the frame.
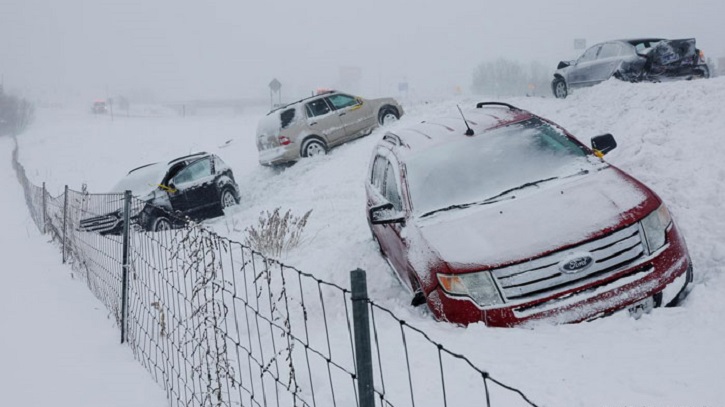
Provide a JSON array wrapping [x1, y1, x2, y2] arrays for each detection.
[[301, 138, 327, 157], [152, 216, 172, 232], [553, 78, 568, 99], [379, 108, 399, 126], [220, 187, 238, 209]]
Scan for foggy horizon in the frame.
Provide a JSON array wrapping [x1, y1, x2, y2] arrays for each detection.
[[2, 0, 724, 103]]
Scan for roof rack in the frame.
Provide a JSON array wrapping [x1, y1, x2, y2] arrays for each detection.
[[168, 151, 208, 165], [267, 90, 338, 115], [475, 102, 522, 110], [127, 162, 159, 175]]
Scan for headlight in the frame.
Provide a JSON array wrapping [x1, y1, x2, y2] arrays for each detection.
[[641, 204, 672, 254], [437, 272, 503, 307]]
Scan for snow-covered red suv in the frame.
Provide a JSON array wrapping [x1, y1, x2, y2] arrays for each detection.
[[366, 102, 693, 327]]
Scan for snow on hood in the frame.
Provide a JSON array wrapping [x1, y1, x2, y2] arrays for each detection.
[[111, 162, 166, 197], [415, 167, 650, 268]]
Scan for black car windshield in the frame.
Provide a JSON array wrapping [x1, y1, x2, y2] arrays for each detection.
[[407, 118, 596, 218], [111, 162, 167, 196]]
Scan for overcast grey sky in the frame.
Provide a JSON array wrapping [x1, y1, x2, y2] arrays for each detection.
[[1, 0, 723, 102]]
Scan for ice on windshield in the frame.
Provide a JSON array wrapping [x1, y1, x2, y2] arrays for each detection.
[[111, 162, 167, 196], [407, 118, 597, 217]]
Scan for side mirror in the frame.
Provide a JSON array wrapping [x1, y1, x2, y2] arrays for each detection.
[[370, 202, 405, 225], [557, 60, 572, 69], [591, 133, 617, 156]]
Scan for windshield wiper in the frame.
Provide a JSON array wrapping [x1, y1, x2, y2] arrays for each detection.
[[420, 176, 561, 219]]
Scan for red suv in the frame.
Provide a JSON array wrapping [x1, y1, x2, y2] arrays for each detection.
[[366, 102, 693, 327]]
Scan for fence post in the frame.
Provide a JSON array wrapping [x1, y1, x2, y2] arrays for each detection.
[[42, 182, 47, 235], [351, 269, 375, 407], [120, 190, 131, 344], [62, 185, 68, 263]]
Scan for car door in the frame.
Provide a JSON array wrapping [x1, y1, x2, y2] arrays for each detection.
[[169, 157, 217, 220], [325, 93, 375, 140], [590, 43, 624, 82], [304, 98, 346, 146], [368, 153, 414, 289], [569, 45, 601, 86]]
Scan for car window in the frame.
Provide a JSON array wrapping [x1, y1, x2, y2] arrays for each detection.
[[371, 155, 387, 193], [579, 46, 601, 63], [633, 40, 661, 52], [383, 162, 402, 211], [326, 94, 360, 110], [173, 158, 212, 185], [599, 43, 621, 59], [305, 99, 332, 118], [280, 108, 296, 129]]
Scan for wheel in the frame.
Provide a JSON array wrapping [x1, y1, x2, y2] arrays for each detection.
[[151, 216, 172, 232], [699, 65, 710, 79], [220, 187, 238, 209], [301, 138, 326, 157], [379, 108, 399, 126], [552, 78, 568, 99]]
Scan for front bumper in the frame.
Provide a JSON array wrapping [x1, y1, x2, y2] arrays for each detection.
[[427, 223, 692, 327]]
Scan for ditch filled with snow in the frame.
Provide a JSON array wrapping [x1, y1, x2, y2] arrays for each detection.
[[13, 78, 725, 406]]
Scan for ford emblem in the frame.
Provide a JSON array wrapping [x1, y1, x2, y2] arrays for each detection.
[[559, 253, 594, 274]]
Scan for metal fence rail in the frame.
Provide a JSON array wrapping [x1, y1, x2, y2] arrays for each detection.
[[11, 137, 540, 407]]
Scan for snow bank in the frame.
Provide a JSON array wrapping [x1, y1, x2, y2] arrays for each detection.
[[0, 137, 166, 406], [14, 77, 725, 405]]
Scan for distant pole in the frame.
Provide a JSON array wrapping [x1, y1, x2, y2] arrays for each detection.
[[62, 185, 68, 263], [42, 182, 47, 234], [120, 190, 131, 344]]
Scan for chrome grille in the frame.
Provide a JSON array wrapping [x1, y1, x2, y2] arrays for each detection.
[[79, 214, 121, 234], [492, 223, 645, 302]]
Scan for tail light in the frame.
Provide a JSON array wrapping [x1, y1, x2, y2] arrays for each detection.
[[278, 136, 291, 146], [699, 50, 705, 62]]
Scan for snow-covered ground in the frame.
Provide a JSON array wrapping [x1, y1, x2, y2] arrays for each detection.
[[0, 137, 167, 406], [13, 78, 725, 406]]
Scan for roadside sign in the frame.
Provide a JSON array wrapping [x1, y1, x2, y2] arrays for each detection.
[[269, 78, 282, 92]]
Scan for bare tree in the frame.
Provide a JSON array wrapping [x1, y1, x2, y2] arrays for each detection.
[[472, 59, 552, 97], [0, 88, 35, 136]]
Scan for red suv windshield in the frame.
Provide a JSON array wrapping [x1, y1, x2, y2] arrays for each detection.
[[407, 118, 596, 217]]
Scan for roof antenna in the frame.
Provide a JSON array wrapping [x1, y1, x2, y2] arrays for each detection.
[[456, 105, 474, 136]]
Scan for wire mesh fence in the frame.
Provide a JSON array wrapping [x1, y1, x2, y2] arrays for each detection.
[[11, 138, 540, 407]]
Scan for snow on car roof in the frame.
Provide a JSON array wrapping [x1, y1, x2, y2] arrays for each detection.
[[388, 105, 532, 155]]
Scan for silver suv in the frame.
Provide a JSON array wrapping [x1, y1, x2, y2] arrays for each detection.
[[256, 91, 404, 166]]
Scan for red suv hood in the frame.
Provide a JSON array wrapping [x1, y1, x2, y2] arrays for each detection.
[[416, 167, 657, 270]]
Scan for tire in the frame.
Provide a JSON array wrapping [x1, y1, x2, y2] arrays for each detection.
[[151, 216, 172, 232], [301, 138, 326, 158], [379, 108, 399, 126], [700, 65, 710, 79], [220, 187, 238, 209], [552, 77, 568, 99]]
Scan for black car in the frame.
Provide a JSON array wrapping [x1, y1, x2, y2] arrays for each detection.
[[552, 38, 710, 98], [79, 152, 240, 234]]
